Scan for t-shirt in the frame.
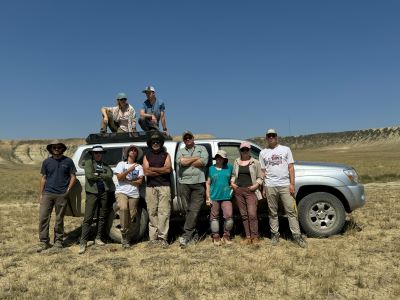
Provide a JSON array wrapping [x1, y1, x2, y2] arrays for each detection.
[[208, 163, 233, 201], [142, 98, 165, 127], [115, 161, 144, 197], [40, 156, 77, 194], [259, 145, 294, 187]]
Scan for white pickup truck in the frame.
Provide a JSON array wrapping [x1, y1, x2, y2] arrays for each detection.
[[66, 134, 366, 242]]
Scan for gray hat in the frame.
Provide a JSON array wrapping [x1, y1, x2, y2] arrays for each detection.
[[213, 150, 228, 161], [116, 92, 128, 100], [88, 145, 107, 153], [46, 140, 67, 154], [266, 128, 277, 135], [142, 86, 156, 93], [182, 130, 194, 139], [123, 145, 143, 162]]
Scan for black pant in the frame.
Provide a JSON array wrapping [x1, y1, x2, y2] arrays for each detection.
[[181, 183, 205, 240], [138, 117, 159, 131], [80, 191, 113, 243]]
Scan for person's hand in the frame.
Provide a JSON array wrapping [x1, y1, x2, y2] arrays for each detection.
[[206, 197, 211, 206], [151, 115, 157, 124], [128, 164, 138, 172], [104, 116, 108, 123], [262, 189, 268, 198], [38, 194, 43, 204], [289, 184, 295, 196], [248, 184, 258, 192], [231, 183, 238, 190]]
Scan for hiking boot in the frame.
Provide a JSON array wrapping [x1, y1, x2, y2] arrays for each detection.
[[78, 243, 87, 254], [158, 239, 169, 248], [100, 128, 107, 134], [121, 234, 130, 249], [222, 236, 233, 245], [271, 233, 280, 246], [53, 240, 63, 249], [95, 238, 106, 246], [147, 239, 160, 248], [212, 237, 221, 246], [241, 237, 252, 245], [293, 234, 307, 248], [35, 242, 50, 253], [179, 237, 189, 248]]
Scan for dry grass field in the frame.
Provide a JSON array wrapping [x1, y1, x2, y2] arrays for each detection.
[[1, 140, 400, 299]]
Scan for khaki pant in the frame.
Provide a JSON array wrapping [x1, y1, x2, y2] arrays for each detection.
[[101, 111, 125, 133], [39, 193, 68, 243], [115, 193, 140, 233], [266, 186, 301, 235], [145, 186, 171, 241]]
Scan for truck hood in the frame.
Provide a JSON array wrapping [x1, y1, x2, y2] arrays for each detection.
[[295, 161, 352, 171]]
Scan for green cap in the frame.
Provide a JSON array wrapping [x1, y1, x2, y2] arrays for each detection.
[[116, 92, 128, 100]]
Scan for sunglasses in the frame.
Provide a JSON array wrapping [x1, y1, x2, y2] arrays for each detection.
[[183, 136, 193, 141], [52, 146, 63, 150], [267, 134, 277, 138], [118, 98, 127, 101], [152, 140, 161, 145], [240, 148, 250, 152], [93, 152, 103, 155]]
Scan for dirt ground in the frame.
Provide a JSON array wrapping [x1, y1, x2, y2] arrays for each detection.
[[0, 163, 399, 299]]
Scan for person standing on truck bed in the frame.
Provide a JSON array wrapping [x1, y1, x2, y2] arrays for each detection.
[[177, 130, 209, 248], [259, 128, 307, 248], [139, 86, 168, 135], [36, 140, 77, 252], [100, 92, 137, 134], [79, 145, 115, 254], [143, 131, 172, 248], [114, 145, 144, 248]]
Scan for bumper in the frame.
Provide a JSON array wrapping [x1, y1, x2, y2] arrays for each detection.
[[337, 184, 366, 212]]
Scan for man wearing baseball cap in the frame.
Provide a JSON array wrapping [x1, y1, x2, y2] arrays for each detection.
[[139, 86, 168, 135], [100, 92, 137, 134], [259, 129, 307, 248]]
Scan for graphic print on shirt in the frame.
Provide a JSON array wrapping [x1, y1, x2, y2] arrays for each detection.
[[267, 154, 284, 167]]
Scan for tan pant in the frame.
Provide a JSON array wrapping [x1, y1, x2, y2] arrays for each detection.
[[145, 186, 171, 241], [115, 193, 140, 233], [39, 193, 68, 243], [266, 186, 301, 235]]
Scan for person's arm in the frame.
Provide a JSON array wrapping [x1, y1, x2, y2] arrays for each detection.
[[191, 146, 208, 168], [140, 106, 155, 121], [230, 160, 238, 190], [66, 174, 77, 193], [130, 175, 144, 187], [130, 107, 137, 132], [179, 156, 199, 166], [205, 177, 211, 205], [38, 175, 46, 203], [100, 164, 114, 181], [148, 153, 172, 175], [84, 159, 99, 182], [143, 155, 160, 177], [101, 107, 109, 122], [288, 163, 295, 195], [160, 111, 167, 134]]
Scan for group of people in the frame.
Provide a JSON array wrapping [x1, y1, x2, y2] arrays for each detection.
[[100, 86, 168, 135], [36, 113, 307, 253]]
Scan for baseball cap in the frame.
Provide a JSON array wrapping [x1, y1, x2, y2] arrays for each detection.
[[266, 128, 277, 135], [239, 141, 251, 149], [116, 92, 128, 100], [142, 86, 156, 93], [182, 130, 194, 139], [214, 150, 228, 160]]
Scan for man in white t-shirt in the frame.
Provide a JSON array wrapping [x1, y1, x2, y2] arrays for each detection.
[[259, 129, 307, 248], [114, 145, 144, 248]]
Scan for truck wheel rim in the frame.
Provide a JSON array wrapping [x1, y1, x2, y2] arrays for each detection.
[[309, 202, 336, 229]]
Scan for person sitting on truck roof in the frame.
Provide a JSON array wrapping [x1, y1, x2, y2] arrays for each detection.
[[139, 86, 168, 135], [100, 92, 137, 134], [143, 131, 172, 248], [114, 145, 144, 248]]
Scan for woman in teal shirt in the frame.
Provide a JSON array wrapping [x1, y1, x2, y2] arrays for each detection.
[[206, 150, 234, 246]]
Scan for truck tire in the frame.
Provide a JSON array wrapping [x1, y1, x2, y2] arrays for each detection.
[[107, 207, 149, 243], [298, 192, 345, 237]]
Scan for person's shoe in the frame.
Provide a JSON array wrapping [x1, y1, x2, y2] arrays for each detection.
[[53, 240, 63, 249], [35, 242, 50, 253], [241, 237, 252, 245], [271, 233, 280, 246], [222, 236, 233, 245], [95, 238, 106, 246], [100, 128, 107, 134], [147, 239, 159, 248], [159, 239, 169, 249], [78, 243, 87, 254], [121, 234, 130, 249], [293, 234, 307, 248], [179, 237, 189, 248], [212, 237, 221, 246]]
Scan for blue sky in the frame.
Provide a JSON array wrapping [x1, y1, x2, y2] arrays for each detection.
[[1, 1, 399, 140]]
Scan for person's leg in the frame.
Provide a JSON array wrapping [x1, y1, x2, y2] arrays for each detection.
[[38, 193, 55, 244], [182, 183, 205, 240], [210, 201, 221, 240], [53, 193, 68, 244], [234, 187, 251, 238], [80, 192, 98, 244], [156, 186, 171, 241], [279, 187, 301, 235], [116, 193, 129, 233], [266, 187, 280, 235], [128, 197, 140, 224], [221, 200, 233, 239], [101, 111, 119, 133], [245, 190, 259, 239], [145, 187, 159, 241], [139, 117, 159, 131], [96, 191, 112, 241]]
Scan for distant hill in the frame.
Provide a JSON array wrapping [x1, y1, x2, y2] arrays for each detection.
[[250, 126, 400, 149]]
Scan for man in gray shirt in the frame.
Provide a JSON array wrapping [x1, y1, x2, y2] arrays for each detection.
[[177, 130, 209, 247]]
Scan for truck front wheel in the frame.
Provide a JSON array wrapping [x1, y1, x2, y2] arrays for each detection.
[[298, 192, 346, 237]]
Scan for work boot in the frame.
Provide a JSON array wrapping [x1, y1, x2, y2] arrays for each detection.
[[53, 240, 63, 249], [158, 239, 169, 249], [35, 242, 50, 253], [222, 236, 233, 245], [293, 234, 307, 248], [95, 237, 106, 246], [121, 233, 130, 249], [271, 233, 280, 246], [78, 243, 87, 254], [179, 237, 189, 248]]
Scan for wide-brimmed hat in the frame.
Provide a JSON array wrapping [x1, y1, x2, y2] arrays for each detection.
[[142, 86, 156, 93], [146, 131, 165, 147], [46, 140, 67, 154], [88, 145, 107, 153], [123, 145, 143, 162], [213, 150, 228, 161]]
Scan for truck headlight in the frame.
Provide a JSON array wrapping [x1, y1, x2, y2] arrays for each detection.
[[344, 169, 359, 184]]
